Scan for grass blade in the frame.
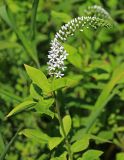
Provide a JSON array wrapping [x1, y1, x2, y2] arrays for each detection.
[[30, 0, 39, 40], [0, 4, 40, 67], [0, 127, 22, 160]]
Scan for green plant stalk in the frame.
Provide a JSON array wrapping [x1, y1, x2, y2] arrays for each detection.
[[54, 91, 73, 160], [30, 0, 39, 40], [0, 127, 22, 160]]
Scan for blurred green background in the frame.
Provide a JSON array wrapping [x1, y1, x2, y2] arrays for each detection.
[[0, 0, 124, 160]]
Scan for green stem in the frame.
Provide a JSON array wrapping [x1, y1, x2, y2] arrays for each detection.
[[54, 91, 73, 160], [30, 0, 39, 40]]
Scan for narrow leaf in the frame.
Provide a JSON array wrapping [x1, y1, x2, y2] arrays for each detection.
[[0, 127, 21, 160], [6, 100, 36, 117]]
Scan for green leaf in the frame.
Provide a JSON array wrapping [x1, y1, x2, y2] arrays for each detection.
[[60, 115, 72, 137], [64, 44, 82, 69], [116, 152, 124, 160], [19, 129, 50, 144], [6, 100, 37, 117], [48, 137, 64, 150], [82, 149, 103, 160], [35, 98, 54, 118], [25, 65, 51, 94], [0, 5, 13, 28], [71, 135, 89, 153], [51, 11, 71, 23]]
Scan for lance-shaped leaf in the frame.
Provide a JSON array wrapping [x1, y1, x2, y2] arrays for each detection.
[[6, 100, 37, 117], [25, 65, 51, 94]]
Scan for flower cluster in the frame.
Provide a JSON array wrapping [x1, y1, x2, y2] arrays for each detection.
[[47, 5, 112, 78], [47, 38, 68, 78], [84, 5, 111, 20]]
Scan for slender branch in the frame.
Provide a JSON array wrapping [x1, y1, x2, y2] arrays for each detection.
[[30, 0, 39, 40], [53, 91, 73, 160]]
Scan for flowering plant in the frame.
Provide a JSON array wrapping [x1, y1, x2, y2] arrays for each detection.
[[5, 4, 119, 160]]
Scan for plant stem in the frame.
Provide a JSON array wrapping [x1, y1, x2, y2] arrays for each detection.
[[53, 91, 73, 160]]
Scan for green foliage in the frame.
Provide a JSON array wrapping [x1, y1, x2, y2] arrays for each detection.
[[0, 0, 124, 160]]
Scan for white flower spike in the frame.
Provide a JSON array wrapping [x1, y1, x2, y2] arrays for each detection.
[[47, 5, 113, 78]]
